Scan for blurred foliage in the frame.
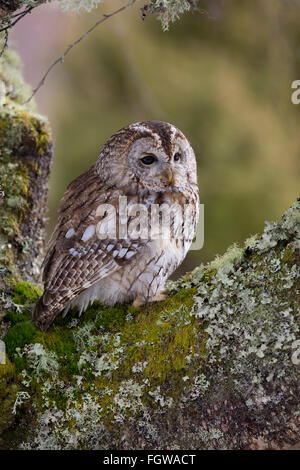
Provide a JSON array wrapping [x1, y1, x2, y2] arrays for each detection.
[[45, 0, 300, 276]]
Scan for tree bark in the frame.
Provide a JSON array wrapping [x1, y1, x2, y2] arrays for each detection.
[[0, 49, 52, 305]]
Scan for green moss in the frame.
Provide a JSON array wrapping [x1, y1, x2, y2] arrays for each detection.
[[0, 357, 14, 379], [0, 286, 203, 430], [3, 311, 30, 327], [12, 282, 42, 306], [0, 378, 19, 440], [4, 321, 37, 360]]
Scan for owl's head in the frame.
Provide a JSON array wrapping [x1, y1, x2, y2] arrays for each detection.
[[96, 121, 198, 192]]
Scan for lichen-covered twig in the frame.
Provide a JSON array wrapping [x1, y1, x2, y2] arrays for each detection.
[[23, 0, 137, 104]]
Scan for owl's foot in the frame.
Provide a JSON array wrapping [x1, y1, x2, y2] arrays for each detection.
[[132, 290, 168, 309], [132, 297, 145, 309], [150, 292, 168, 302]]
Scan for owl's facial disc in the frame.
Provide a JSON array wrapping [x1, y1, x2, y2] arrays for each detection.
[[127, 137, 190, 191]]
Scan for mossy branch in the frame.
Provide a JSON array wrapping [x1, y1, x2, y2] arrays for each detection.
[[0, 199, 299, 449]]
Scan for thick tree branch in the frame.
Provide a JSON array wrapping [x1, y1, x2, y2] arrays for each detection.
[[0, 49, 53, 296]]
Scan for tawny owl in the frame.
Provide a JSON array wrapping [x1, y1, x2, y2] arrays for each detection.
[[33, 121, 199, 331]]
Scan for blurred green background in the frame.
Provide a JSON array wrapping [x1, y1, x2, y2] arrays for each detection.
[[13, 0, 300, 276]]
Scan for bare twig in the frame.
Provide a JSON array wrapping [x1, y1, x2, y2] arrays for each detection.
[[24, 0, 137, 104]]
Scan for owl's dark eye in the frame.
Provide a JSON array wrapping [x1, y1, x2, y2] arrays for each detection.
[[174, 152, 181, 162], [141, 155, 156, 165]]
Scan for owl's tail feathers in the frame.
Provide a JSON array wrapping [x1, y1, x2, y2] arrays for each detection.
[[32, 292, 60, 332]]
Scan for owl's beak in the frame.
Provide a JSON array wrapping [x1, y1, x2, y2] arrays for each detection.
[[164, 167, 175, 186]]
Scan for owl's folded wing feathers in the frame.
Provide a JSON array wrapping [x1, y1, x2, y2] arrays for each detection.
[[33, 165, 142, 331]]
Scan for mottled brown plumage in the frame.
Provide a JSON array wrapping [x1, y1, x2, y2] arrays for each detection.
[[33, 121, 199, 331]]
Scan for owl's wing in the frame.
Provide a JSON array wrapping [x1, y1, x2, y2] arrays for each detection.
[[33, 164, 143, 331]]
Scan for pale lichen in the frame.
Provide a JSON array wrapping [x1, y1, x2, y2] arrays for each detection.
[[144, 0, 191, 30], [5, 0, 197, 30], [57, 0, 193, 29], [58, 0, 104, 13]]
